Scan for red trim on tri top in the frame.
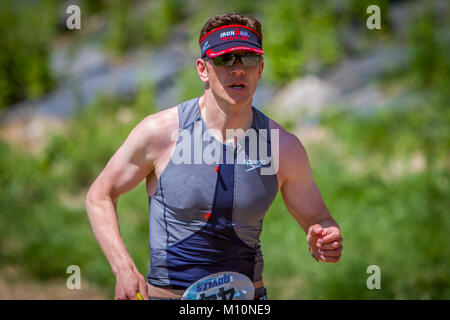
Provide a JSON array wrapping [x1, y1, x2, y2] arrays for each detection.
[[205, 47, 265, 58], [199, 24, 262, 43]]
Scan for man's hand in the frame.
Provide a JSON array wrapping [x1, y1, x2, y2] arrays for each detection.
[[114, 269, 150, 300], [307, 224, 343, 263]]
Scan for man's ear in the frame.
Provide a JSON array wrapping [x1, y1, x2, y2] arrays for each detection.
[[196, 58, 209, 83], [258, 59, 264, 80]]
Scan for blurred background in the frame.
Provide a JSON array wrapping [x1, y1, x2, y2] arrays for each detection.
[[0, 0, 448, 299]]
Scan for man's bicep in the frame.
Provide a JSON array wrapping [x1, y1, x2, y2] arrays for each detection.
[[89, 123, 154, 201], [103, 146, 152, 198]]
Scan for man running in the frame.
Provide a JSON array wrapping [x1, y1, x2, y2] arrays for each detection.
[[85, 12, 343, 300]]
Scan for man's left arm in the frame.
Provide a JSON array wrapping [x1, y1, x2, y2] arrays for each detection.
[[278, 132, 343, 263]]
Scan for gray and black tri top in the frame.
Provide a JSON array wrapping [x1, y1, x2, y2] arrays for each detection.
[[148, 97, 278, 289]]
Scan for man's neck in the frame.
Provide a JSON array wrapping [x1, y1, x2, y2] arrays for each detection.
[[198, 92, 253, 145]]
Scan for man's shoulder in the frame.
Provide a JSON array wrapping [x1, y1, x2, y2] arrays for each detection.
[[268, 118, 308, 181], [140, 105, 179, 132], [268, 118, 304, 151], [125, 106, 179, 155]]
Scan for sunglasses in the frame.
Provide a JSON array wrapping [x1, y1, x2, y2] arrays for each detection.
[[205, 53, 262, 67]]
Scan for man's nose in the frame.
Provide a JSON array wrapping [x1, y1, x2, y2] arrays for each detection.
[[230, 57, 245, 75]]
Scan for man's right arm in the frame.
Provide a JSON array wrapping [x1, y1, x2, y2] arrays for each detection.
[[85, 107, 177, 299]]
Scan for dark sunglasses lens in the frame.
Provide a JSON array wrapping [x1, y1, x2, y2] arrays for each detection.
[[212, 54, 234, 66], [211, 53, 261, 67], [241, 54, 261, 67]]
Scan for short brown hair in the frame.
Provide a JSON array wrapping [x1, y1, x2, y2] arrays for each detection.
[[199, 12, 263, 45]]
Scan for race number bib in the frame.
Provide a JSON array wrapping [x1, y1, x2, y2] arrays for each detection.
[[181, 272, 255, 300]]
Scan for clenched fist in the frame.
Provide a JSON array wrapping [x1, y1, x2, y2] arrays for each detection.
[[307, 224, 343, 263]]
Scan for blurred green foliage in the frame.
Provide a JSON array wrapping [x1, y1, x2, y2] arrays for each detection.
[[0, 0, 394, 109], [105, 0, 188, 55], [0, 0, 448, 299], [0, 0, 57, 111], [406, 6, 450, 92], [262, 1, 341, 83]]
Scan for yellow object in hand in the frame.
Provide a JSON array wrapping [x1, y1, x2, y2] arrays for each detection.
[[137, 292, 144, 300]]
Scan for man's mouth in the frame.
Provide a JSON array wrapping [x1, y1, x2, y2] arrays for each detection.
[[228, 82, 246, 90]]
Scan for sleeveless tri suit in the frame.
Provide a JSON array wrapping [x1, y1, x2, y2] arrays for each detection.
[[147, 97, 279, 289]]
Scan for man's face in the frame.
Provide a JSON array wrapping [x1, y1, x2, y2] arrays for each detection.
[[197, 50, 264, 106]]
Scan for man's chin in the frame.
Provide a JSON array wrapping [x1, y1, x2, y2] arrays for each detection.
[[225, 91, 252, 105], [227, 97, 250, 107]]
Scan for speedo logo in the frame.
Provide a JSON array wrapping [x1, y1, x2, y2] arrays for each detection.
[[220, 28, 250, 41], [245, 159, 270, 171]]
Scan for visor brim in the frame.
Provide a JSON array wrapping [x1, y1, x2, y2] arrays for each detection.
[[205, 42, 264, 58]]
